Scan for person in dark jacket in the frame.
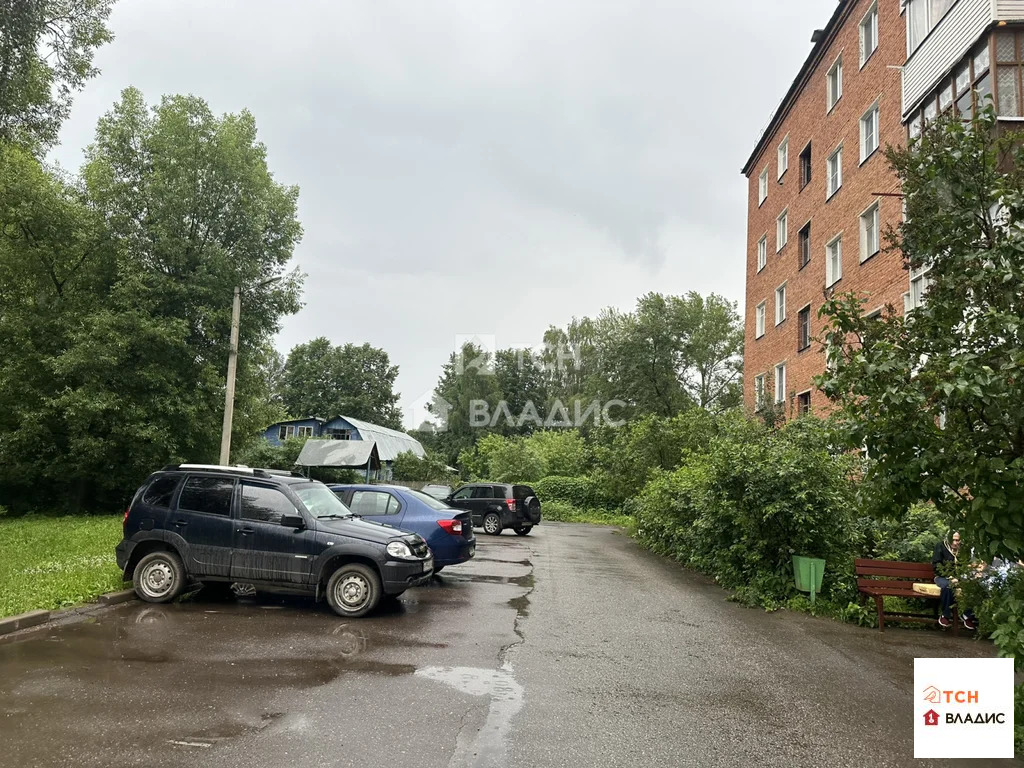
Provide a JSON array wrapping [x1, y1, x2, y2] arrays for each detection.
[[932, 531, 977, 630]]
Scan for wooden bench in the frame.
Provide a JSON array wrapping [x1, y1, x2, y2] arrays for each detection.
[[855, 558, 958, 635]]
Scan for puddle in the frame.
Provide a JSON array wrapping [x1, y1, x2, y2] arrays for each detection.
[[415, 666, 524, 768]]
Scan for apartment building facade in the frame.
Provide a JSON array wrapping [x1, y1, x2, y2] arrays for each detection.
[[743, 0, 1024, 416], [742, 0, 907, 416]]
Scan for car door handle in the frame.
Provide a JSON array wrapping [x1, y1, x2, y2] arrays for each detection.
[[237, 527, 255, 535], [173, 519, 188, 526]]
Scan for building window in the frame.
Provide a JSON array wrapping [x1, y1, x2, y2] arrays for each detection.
[[826, 235, 842, 287], [778, 137, 789, 179], [799, 142, 812, 189], [995, 30, 1023, 116], [759, 168, 768, 205], [860, 201, 880, 262], [755, 301, 766, 338], [827, 56, 843, 111], [796, 391, 811, 416], [757, 235, 767, 271], [278, 424, 296, 441], [908, 263, 932, 311], [798, 222, 811, 269], [775, 283, 787, 325], [754, 374, 766, 411], [906, 0, 954, 56], [827, 146, 842, 198], [774, 363, 787, 405], [297, 426, 314, 438], [860, 2, 878, 67], [798, 305, 811, 351], [327, 428, 352, 440], [860, 103, 879, 162], [777, 209, 788, 251]]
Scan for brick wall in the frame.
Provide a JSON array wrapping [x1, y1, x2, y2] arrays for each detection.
[[743, 0, 908, 417]]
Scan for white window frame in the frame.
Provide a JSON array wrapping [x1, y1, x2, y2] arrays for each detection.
[[860, 2, 878, 68], [754, 374, 766, 412], [776, 209, 788, 252], [755, 301, 766, 338], [757, 235, 767, 272], [778, 136, 789, 180], [826, 234, 843, 287], [860, 201, 880, 262], [279, 424, 296, 441], [796, 390, 812, 416], [297, 425, 314, 438], [774, 362, 787, 405], [908, 262, 933, 311], [758, 167, 769, 205], [797, 304, 812, 351], [827, 55, 843, 112], [775, 283, 787, 326], [827, 145, 843, 199], [860, 102, 879, 162]]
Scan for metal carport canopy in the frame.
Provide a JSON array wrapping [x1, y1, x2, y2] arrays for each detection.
[[294, 439, 381, 470]]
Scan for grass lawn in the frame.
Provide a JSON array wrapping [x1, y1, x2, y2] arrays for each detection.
[[0, 515, 126, 618]]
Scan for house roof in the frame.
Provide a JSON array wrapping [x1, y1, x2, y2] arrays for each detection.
[[337, 415, 426, 462], [295, 439, 381, 469], [741, 0, 855, 176]]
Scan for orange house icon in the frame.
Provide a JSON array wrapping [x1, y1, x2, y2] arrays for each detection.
[[924, 709, 940, 726], [922, 686, 941, 703]]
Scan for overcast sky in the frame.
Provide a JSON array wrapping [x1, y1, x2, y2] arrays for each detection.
[[51, 0, 829, 427]]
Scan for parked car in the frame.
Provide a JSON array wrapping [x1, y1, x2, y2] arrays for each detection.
[[328, 484, 475, 572], [445, 483, 541, 536], [420, 484, 452, 500], [116, 464, 433, 618]]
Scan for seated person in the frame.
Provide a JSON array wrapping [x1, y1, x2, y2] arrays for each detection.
[[932, 531, 978, 630]]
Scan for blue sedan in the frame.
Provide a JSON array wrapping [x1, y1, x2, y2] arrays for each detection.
[[328, 484, 476, 571]]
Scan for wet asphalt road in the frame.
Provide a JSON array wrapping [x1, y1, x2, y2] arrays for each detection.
[[0, 523, 1018, 767]]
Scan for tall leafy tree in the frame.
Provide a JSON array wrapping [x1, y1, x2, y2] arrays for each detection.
[[0, 88, 303, 511], [818, 110, 1024, 562], [428, 342, 504, 463], [493, 347, 549, 435], [280, 337, 402, 429], [0, 0, 116, 150]]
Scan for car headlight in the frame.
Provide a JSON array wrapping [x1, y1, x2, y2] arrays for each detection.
[[386, 541, 414, 560]]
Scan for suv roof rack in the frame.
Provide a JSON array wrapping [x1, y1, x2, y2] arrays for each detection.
[[161, 463, 270, 478]]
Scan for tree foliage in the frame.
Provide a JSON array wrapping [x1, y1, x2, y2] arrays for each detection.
[[0, 0, 115, 150], [0, 89, 303, 511], [818, 109, 1024, 561], [281, 337, 402, 429]]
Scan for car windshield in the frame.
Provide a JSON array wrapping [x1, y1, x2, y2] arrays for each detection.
[[294, 483, 353, 519], [405, 489, 453, 510]]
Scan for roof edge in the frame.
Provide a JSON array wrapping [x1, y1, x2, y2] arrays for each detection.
[[741, 0, 855, 176]]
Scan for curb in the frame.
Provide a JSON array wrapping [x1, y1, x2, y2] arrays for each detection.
[[97, 589, 136, 606], [0, 587, 136, 638], [0, 610, 50, 636]]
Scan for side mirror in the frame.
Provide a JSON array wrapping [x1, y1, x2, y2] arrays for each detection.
[[280, 514, 305, 529]]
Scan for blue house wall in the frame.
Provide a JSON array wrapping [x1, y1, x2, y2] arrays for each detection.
[[263, 418, 323, 447]]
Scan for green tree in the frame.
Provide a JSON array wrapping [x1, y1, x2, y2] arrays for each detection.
[[0, 88, 304, 511], [0, 0, 116, 150], [391, 450, 452, 483], [493, 347, 549, 434], [428, 342, 504, 463], [281, 337, 402, 428], [818, 109, 1024, 562]]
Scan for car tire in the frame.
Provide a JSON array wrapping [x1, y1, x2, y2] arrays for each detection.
[[525, 496, 542, 524], [326, 563, 382, 618], [483, 512, 502, 535], [513, 526, 533, 536], [133, 550, 187, 604]]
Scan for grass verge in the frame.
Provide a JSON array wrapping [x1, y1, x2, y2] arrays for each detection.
[[542, 500, 635, 531], [0, 515, 126, 618]]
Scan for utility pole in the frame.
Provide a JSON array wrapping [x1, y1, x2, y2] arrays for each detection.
[[219, 285, 242, 465]]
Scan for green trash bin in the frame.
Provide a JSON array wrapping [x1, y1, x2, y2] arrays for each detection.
[[792, 555, 826, 604]]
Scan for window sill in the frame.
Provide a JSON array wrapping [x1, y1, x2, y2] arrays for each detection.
[[827, 96, 841, 116], [860, 48, 876, 71], [859, 147, 878, 167], [826, 188, 841, 203], [826, 277, 842, 289], [798, 259, 810, 271], [860, 248, 880, 266], [755, 333, 765, 341], [775, 319, 787, 328], [778, 169, 788, 184], [797, 344, 811, 355]]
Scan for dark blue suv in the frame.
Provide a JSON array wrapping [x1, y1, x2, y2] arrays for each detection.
[[116, 465, 433, 617]]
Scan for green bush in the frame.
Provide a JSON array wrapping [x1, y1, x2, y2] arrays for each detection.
[[533, 475, 610, 509], [856, 502, 949, 562], [392, 450, 452, 483], [631, 414, 861, 608], [541, 500, 632, 528]]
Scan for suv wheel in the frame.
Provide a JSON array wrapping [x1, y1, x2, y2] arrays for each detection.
[[483, 513, 502, 535], [134, 551, 186, 603], [326, 564, 382, 618], [513, 525, 533, 536]]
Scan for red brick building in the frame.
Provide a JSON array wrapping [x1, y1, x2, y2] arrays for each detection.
[[741, 0, 907, 416]]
